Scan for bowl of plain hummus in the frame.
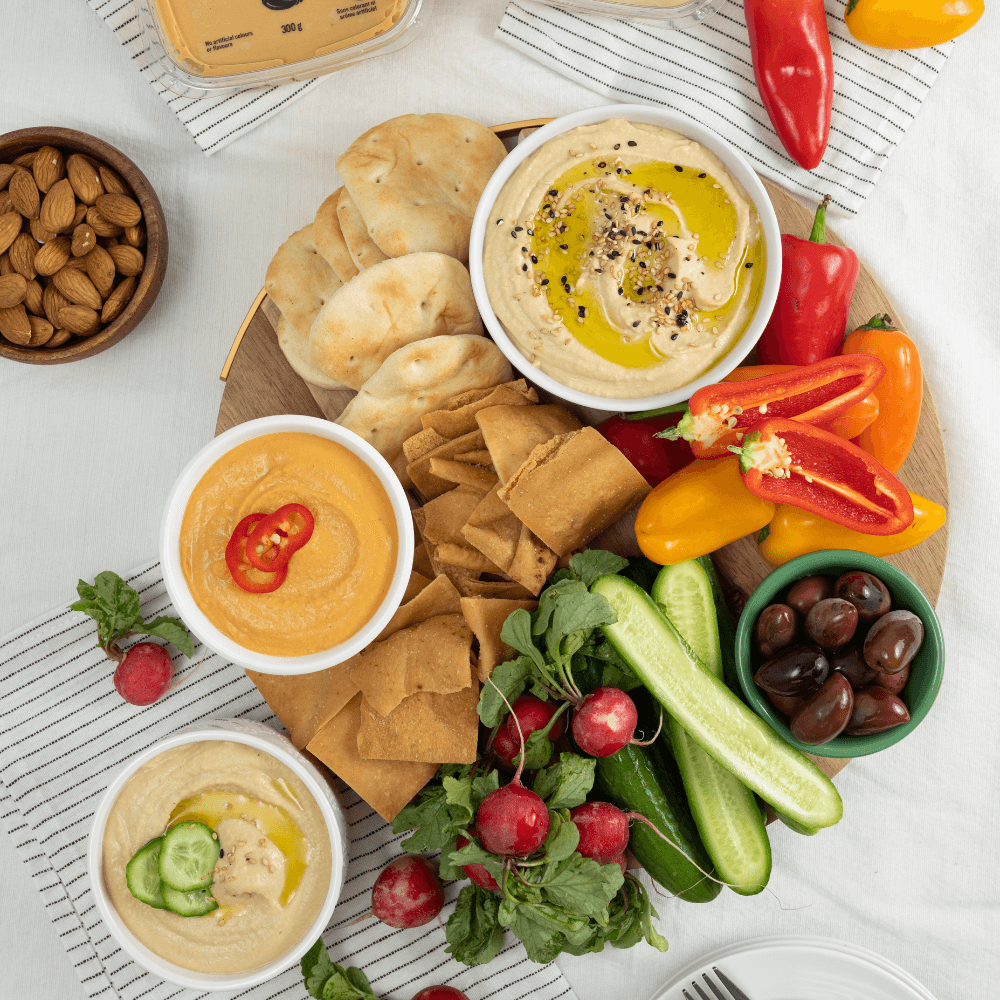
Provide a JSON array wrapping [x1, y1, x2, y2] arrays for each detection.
[[87, 719, 348, 990], [469, 105, 782, 411], [160, 415, 414, 675]]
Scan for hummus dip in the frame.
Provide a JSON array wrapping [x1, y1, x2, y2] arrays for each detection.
[[180, 431, 398, 657], [483, 119, 766, 398], [102, 741, 332, 974]]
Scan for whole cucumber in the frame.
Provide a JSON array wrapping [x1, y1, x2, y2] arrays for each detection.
[[594, 741, 721, 903]]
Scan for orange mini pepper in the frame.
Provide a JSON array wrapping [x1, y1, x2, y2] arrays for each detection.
[[635, 456, 775, 566], [845, 0, 984, 49], [758, 492, 947, 566]]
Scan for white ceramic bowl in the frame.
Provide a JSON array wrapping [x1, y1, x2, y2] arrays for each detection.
[[87, 719, 349, 992], [469, 104, 782, 412], [160, 415, 414, 674]]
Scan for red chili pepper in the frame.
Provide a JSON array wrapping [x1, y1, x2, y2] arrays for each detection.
[[598, 413, 694, 487], [245, 503, 315, 573], [225, 514, 288, 594], [732, 417, 914, 535], [745, 0, 834, 170], [756, 197, 860, 366], [667, 355, 885, 459]]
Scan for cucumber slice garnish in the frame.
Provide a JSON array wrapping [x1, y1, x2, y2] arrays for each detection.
[[161, 884, 219, 917], [159, 821, 219, 892], [125, 837, 168, 909]]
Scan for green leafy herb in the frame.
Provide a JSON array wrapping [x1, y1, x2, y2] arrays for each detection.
[[301, 939, 382, 999], [477, 656, 532, 728], [533, 752, 596, 810], [567, 550, 630, 587], [392, 762, 488, 853], [445, 885, 504, 966]]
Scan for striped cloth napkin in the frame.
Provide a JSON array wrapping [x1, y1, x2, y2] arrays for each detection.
[[0, 561, 577, 1000], [497, 0, 954, 214]]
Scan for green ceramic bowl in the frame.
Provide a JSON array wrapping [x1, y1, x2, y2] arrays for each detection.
[[735, 550, 944, 757]]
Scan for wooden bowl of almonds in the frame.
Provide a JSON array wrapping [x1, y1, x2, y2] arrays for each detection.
[[0, 127, 167, 364]]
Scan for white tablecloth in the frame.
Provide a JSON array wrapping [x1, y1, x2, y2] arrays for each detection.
[[2, 1, 998, 997]]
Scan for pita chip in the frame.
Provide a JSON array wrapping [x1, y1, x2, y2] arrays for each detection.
[[460, 596, 537, 682], [428, 457, 498, 493], [412, 541, 435, 579], [407, 429, 486, 501], [477, 404, 583, 484], [402, 569, 432, 603], [376, 572, 463, 641], [461, 579, 534, 600], [403, 427, 449, 466], [415, 484, 488, 547], [421, 380, 538, 438], [434, 541, 502, 575]]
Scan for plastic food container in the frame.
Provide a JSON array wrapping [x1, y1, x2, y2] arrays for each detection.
[[534, 0, 723, 30], [135, 0, 429, 98]]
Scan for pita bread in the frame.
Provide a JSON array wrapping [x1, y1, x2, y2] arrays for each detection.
[[276, 316, 347, 391], [337, 114, 507, 263], [460, 597, 537, 682], [335, 335, 511, 479], [309, 252, 483, 390], [313, 188, 360, 283], [336, 187, 390, 269], [264, 223, 342, 338], [477, 403, 583, 484]]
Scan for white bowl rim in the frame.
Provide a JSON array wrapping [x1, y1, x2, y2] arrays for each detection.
[[86, 720, 348, 992], [160, 415, 414, 675], [469, 103, 783, 412]]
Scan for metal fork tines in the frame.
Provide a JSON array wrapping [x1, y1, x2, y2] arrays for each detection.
[[682, 966, 753, 1000]]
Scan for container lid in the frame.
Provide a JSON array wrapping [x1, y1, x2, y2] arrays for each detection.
[[530, 0, 722, 29]]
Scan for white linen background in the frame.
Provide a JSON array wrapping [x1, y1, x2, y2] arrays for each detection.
[[1, 0, 998, 997]]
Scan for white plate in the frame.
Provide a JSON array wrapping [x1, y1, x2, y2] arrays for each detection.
[[650, 935, 937, 1000]]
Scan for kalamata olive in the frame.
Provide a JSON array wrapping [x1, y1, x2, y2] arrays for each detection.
[[790, 673, 854, 745], [845, 686, 910, 735], [754, 645, 829, 697], [765, 690, 804, 717], [755, 604, 798, 657], [874, 660, 910, 696], [831, 644, 877, 690], [834, 571, 891, 623], [804, 598, 858, 652], [786, 575, 833, 616], [864, 610, 924, 674]]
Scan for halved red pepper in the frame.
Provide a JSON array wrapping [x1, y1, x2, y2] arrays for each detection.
[[732, 417, 914, 535], [666, 355, 885, 459], [245, 503, 315, 573], [225, 514, 288, 594], [598, 413, 694, 487]]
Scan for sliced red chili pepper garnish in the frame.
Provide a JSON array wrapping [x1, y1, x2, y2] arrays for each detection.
[[731, 417, 914, 536], [225, 513, 288, 594], [244, 503, 315, 573]]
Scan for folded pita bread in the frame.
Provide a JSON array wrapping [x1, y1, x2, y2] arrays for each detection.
[[337, 114, 507, 263], [314, 188, 361, 283], [309, 252, 482, 390], [264, 223, 342, 339], [276, 316, 347, 391], [336, 187, 390, 269]]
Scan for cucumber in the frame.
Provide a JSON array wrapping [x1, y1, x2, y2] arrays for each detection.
[[161, 884, 219, 917], [125, 837, 167, 909], [652, 561, 772, 896], [694, 554, 741, 695], [595, 740, 721, 903], [591, 574, 843, 831], [159, 822, 219, 892]]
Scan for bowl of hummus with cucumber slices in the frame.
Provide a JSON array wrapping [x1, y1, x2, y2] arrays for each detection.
[[88, 720, 347, 990], [470, 106, 781, 410]]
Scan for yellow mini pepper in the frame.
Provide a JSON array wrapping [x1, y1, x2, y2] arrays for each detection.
[[845, 0, 984, 49], [635, 456, 776, 566], [758, 491, 947, 566]]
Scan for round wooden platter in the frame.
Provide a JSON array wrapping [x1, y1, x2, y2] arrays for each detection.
[[216, 121, 949, 783]]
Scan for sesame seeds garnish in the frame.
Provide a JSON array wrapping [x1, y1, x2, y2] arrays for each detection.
[[674, 165, 683, 172], [671, 332, 679, 340], [745, 262, 753, 268], [613, 143, 621, 150], [699, 172, 707, 178], [628, 140, 637, 147]]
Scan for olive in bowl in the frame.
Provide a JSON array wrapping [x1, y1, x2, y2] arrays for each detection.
[[735, 550, 944, 758]]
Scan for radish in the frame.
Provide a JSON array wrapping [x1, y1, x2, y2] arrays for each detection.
[[609, 854, 627, 875], [371, 855, 443, 928], [505, 695, 566, 742], [571, 686, 661, 757], [456, 829, 499, 891], [411, 988, 470, 1000], [491, 724, 520, 770], [113, 642, 174, 706], [569, 801, 630, 865]]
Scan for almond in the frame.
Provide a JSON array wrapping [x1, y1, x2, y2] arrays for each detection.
[[64, 255, 90, 271], [34, 236, 71, 276], [108, 243, 144, 277], [42, 282, 72, 327], [0, 163, 15, 189], [13, 151, 37, 169], [32, 146, 64, 193], [58, 304, 100, 335], [0, 304, 31, 344], [0, 273, 27, 308], [47, 327, 73, 348], [71, 224, 97, 258], [8, 168, 40, 220], [0, 190, 13, 216], [24, 278, 44, 316], [123, 222, 146, 248], [29, 216, 57, 243], [73, 202, 88, 227], [86, 206, 123, 238], [66, 154, 103, 205], [0, 251, 11, 276], [85, 244, 116, 296], [98, 164, 128, 196], [0, 212, 21, 255], [95, 193, 142, 228], [39, 179, 76, 234], [101, 275, 136, 324], [27, 314, 54, 346], [8, 232, 38, 280], [52, 266, 102, 310]]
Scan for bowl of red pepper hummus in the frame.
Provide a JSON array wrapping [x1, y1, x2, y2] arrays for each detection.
[[469, 105, 782, 410], [160, 415, 413, 674]]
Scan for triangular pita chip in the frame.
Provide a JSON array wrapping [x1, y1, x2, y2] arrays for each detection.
[[460, 597, 537, 682], [428, 457, 498, 492], [477, 403, 583, 484], [402, 570, 432, 604], [376, 572, 463, 641], [421, 381, 538, 438], [407, 429, 486, 502]]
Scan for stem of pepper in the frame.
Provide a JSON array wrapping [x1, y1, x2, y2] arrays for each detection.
[[860, 313, 894, 330], [809, 194, 832, 244]]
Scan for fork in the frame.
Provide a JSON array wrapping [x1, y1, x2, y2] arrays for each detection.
[[682, 966, 753, 1000]]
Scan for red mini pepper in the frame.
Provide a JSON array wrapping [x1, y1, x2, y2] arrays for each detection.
[[245, 503, 315, 573], [756, 196, 860, 366], [598, 413, 694, 487], [745, 0, 834, 170], [225, 514, 288, 594], [667, 354, 885, 459], [732, 417, 914, 535]]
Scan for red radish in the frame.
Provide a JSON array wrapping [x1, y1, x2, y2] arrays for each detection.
[[113, 642, 173, 706], [569, 801, 630, 865], [371, 855, 443, 928], [571, 687, 641, 757], [476, 783, 549, 858], [456, 829, 500, 891], [491, 725, 520, 770], [411, 989, 471, 1000], [609, 854, 627, 876], [504, 695, 565, 742]]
